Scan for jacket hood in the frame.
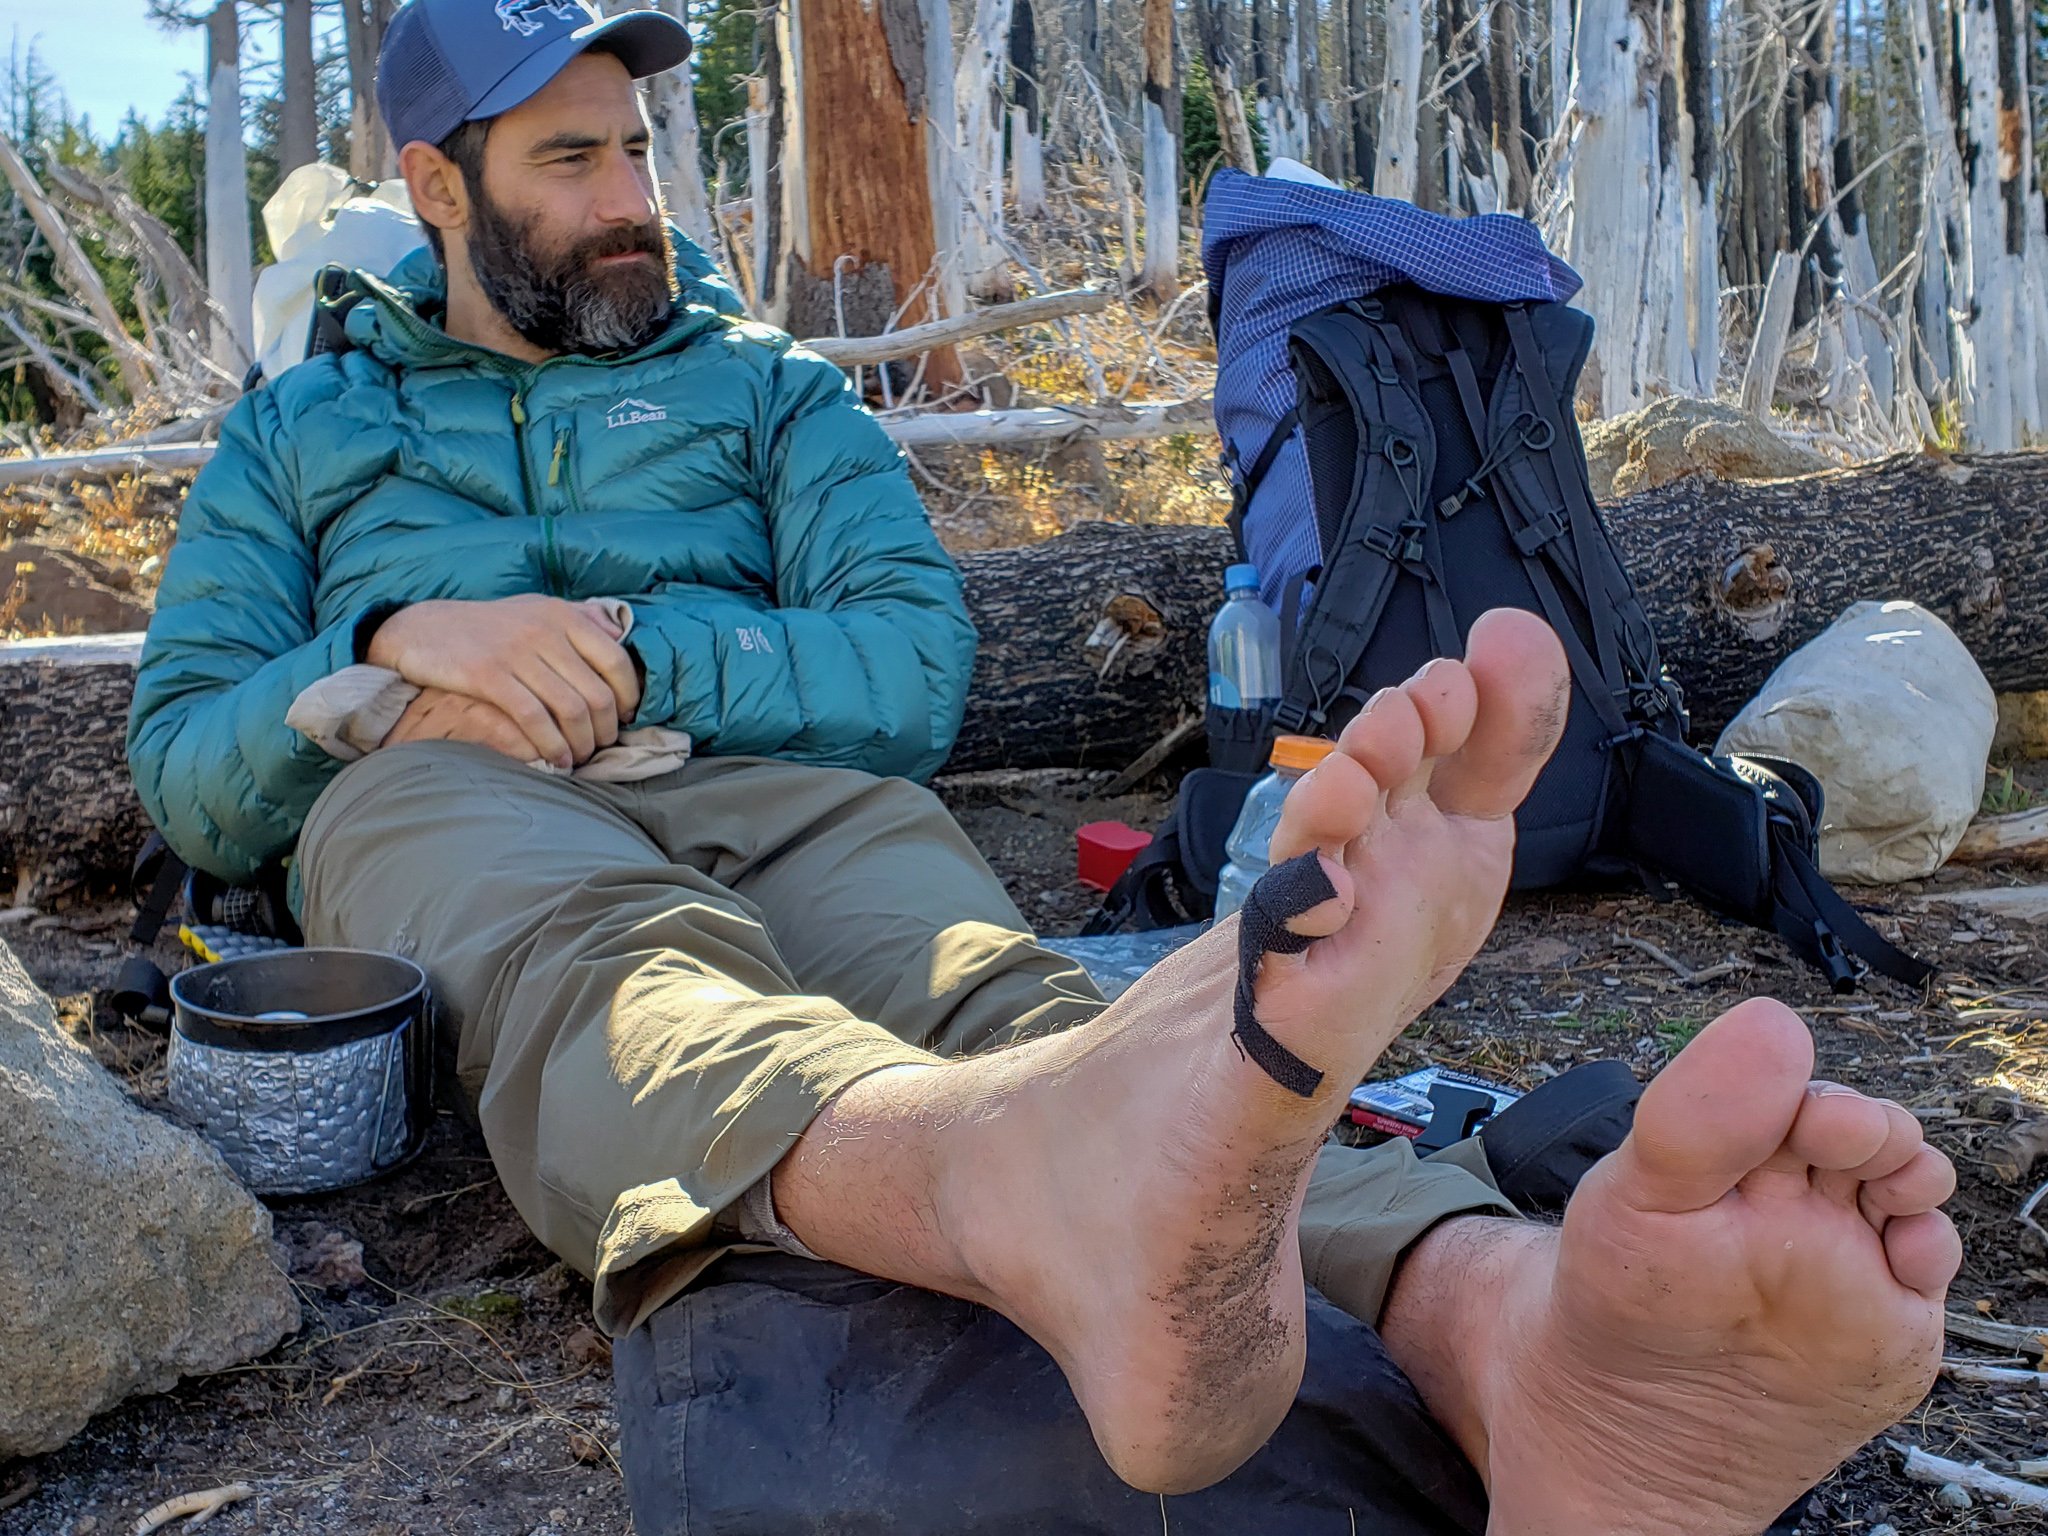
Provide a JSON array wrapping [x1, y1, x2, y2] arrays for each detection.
[[340, 222, 745, 371]]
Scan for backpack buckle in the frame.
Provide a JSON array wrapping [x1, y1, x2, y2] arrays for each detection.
[[1364, 521, 1428, 566], [1513, 511, 1567, 555], [1272, 698, 1316, 734]]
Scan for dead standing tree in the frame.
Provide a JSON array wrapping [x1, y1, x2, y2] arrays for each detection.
[[204, 0, 255, 371], [279, 0, 319, 175], [1138, 0, 1180, 299], [338, 0, 398, 181], [769, 0, 964, 389]]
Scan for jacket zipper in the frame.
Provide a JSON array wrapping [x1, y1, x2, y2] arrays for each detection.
[[509, 383, 565, 597], [542, 428, 576, 593]]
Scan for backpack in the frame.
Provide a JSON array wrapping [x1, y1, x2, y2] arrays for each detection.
[[1091, 178, 1928, 994]]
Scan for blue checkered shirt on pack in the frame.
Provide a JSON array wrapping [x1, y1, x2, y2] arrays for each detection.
[[1200, 168, 1582, 610]]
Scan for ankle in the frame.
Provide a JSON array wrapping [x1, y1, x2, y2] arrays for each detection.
[[771, 1063, 989, 1299], [1379, 1216, 1555, 1483]]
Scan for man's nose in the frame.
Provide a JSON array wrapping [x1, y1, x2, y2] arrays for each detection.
[[594, 149, 658, 225]]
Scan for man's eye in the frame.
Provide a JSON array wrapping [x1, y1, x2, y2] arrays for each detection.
[[557, 153, 589, 165], [628, 146, 650, 160]]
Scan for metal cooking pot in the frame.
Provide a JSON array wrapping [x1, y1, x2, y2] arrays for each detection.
[[167, 948, 433, 1195]]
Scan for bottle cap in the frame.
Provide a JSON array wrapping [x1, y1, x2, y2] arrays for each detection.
[[1225, 563, 1260, 593], [1270, 734, 1337, 772]]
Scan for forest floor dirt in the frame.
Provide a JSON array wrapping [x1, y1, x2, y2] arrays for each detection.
[[5, 764, 2048, 1534]]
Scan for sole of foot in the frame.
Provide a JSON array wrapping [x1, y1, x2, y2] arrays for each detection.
[[933, 609, 1572, 1492], [1478, 997, 1961, 1534]]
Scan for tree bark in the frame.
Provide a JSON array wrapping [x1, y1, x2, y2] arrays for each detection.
[[24, 452, 2048, 899], [1139, 0, 1180, 300], [1009, 0, 1046, 218], [641, 0, 717, 257], [1375, 0, 1424, 198], [1489, 0, 1532, 211], [204, 0, 255, 373], [1347, 0, 1375, 186], [1565, 0, 1666, 414], [1439, 0, 1501, 212], [774, 0, 961, 385], [956, 0, 1016, 301], [1196, 0, 1262, 174], [1670, 0, 1717, 394], [279, 0, 318, 175], [1907, 0, 1962, 398], [339, 0, 397, 181]]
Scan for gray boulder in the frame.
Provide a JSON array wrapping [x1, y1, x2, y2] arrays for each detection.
[[0, 941, 298, 1457]]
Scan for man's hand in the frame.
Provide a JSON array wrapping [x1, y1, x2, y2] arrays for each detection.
[[383, 687, 549, 761], [367, 595, 641, 769]]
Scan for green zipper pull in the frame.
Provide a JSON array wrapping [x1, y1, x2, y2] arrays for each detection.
[[510, 390, 527, 426], [548, 432, 567, 487]]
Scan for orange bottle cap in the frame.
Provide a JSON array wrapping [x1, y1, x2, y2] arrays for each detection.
[[1270, 735, 1337, 773]]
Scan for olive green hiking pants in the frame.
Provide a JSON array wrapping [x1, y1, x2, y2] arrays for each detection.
[[297, 743, 1513, 1336]]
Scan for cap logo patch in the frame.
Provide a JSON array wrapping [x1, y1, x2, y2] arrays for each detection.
[[494, 0, 583, 36]]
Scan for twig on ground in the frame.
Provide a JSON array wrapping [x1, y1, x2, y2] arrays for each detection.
[[1102, 715, 1202, 796], [399, 1178, 496, 1216], [1889, 1441, 2048, 1510], [131, 1483, 254, 1534], [1941, 1358, 2048, 1389], [1616, 935, 1693, 980], [1614, 936, 1747, 988], [0, 1475, 39, 1516], [1944, 1311, 2048, 1357]]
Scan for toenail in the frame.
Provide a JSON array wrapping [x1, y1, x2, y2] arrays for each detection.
[[1362, 687, 1396, 715], [1809, 1081, 1858, 1098]]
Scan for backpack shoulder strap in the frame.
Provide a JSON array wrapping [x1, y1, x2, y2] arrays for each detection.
[[1270, 302, 1441, 736]]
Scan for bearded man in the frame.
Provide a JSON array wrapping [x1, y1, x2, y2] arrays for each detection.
[[128, 2, 1962, 1531]]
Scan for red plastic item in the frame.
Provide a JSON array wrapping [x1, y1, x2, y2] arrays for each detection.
[[1076, 821, 1154, 893]]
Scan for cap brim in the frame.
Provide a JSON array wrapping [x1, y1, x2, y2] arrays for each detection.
[[469, 10, 692, 123]]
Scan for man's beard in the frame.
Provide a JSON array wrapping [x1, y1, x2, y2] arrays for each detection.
[[465, 185, 678, 356]]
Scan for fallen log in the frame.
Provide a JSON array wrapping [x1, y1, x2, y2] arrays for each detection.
[[8, 448, 2048, 900], [1951, 807, 2048, 865], [0, 399, 1212, 488]]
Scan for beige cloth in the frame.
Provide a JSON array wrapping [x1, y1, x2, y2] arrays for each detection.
[[285, 597, 692, 783], [296, 744, 1515, 1338]]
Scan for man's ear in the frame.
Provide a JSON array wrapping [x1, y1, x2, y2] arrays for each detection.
[[400, 139, 468, 247]]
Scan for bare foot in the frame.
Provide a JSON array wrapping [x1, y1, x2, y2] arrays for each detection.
[[1468, 999, 1961, 1533], [905, 609, 1572, 1492]]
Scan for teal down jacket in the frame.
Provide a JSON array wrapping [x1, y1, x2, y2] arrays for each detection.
[[127, 236, 977, 882]]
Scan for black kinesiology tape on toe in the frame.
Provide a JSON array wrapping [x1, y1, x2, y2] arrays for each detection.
[[1232, 851, 1333, 1099]]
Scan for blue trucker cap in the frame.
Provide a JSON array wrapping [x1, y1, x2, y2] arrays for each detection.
[[378, 0, 692, 152]]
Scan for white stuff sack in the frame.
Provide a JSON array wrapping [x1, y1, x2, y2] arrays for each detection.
[[250, 163, 425, 381], [1715, 599, 1995, 883]]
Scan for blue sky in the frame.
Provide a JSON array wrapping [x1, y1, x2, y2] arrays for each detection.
[[3, 0, 207, 137]]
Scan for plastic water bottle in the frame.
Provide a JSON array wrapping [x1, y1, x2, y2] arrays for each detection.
[[1214, 735, 1338, 920], [1207, 564, 1282, 710]]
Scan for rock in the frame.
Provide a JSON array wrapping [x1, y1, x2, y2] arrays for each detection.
[[0, 939, 298, 1458], [288, 1224, 368, 1293], [1580, 398, 1829, 502], [0, 541, 152, 637], [1935, 1481, 1974, 1510]]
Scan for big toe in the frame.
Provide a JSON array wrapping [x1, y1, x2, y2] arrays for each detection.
[[1429, 608, 1572, 821], [1612, 998, 1818, 1214]]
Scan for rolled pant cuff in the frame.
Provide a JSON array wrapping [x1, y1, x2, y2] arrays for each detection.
[[594, 1027, 944, 1336], [1299, 1136, 1518, 1326]]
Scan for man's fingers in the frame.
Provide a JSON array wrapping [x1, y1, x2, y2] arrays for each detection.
[[515, 657, 600, 764], [564, 619, 642, 720], [488, 678, 576, 768], [544, 643, 622, 748]]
